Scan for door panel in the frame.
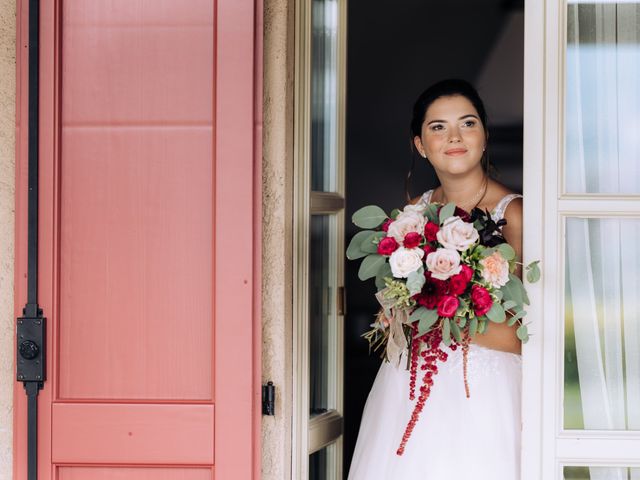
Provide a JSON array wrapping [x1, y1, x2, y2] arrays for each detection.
[[51, 404, 214, 464], [57, 467, 212, 480], [14, 0, 260, 477]]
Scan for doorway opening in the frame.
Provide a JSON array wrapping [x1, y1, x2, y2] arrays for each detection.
[[343, 0, 525, 474]]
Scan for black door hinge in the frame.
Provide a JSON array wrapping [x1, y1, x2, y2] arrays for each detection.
[[262, 381, 275, 415]]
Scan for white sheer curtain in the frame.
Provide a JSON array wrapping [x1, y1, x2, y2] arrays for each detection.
[[565, 2, 640, 480]]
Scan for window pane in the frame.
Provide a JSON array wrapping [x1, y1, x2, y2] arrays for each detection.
[[564, 466, 640, 479], [311, 0, 339, 192], [309, 447, 328, 480], [309, 443, 337, 480], [564, 217, 640, 430], [310, 215, 337, 415], [564, 2, 640, 194]]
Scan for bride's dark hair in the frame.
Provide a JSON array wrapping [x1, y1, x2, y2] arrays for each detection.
[[406, 78, 495, 201]]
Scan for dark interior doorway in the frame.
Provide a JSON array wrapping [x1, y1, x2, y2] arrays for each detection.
[[343, 0, 525, 476]]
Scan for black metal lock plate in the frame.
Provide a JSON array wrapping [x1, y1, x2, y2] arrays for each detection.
[[16, 316, 46, 382]]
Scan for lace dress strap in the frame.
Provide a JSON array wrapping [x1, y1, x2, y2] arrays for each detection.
[[491, 193, 523, 222], [419, 189, 435, 205]]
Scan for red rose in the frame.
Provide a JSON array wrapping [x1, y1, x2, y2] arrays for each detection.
[[448, 272, 469, 295], [403, 232, 422, 249], [423, 244, 436, 257], [377, 236, 399, 256], [437, 295, 459, 318], [424, 222, 440, 242], [460, 264, 474, 282], [382, 218, 393, 232], [471, 284, 493, 316]]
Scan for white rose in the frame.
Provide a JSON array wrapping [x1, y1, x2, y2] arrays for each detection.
[[387, 210, 426, 244], [436, 216, 479, 252], [426, 248, 462, 280], [480, 251, 510, 288], [389, 247, 425, 278]]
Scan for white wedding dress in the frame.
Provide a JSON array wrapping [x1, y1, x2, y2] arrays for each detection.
[[347, 190, 524, 480]]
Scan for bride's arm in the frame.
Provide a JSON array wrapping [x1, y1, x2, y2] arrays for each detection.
[[471, 198, 524, 355]]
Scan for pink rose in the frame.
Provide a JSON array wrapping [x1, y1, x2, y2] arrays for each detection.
[[426, 248, 462, 281], [424, 222, 439, 242], [387, 210, 425, 244], [382, 218, 393, 232], [436, 216, 479, 252], [437, 295, 459, 318], [377, 236, 399, 256], [403, 232, 422, 249], [471, 285, 493, 316]]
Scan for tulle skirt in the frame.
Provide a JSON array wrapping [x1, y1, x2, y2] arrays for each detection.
[[347, 342, 522, 480]]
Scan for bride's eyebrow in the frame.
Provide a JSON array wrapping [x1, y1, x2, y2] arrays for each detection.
[[426, 114, 479, 125]]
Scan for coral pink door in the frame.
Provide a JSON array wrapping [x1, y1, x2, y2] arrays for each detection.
[[13, 1, 261, 479]]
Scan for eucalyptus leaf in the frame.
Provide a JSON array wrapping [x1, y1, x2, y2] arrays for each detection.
[[411, 308, 439, 335], [450, 319, 462, 343], [375, 262, 392, 290], [500, 275, 525, 305], [478, 319, 487, 334], [486, 303, 506, 323], [361, 231, 387, 253], [425, 204, 439, 223], [502, 300, 517, 310], [407, 267, 426, 296], [516, 324, 529, 342], [442, 318, 451, 346], [346, 230, 373, 260], [457, 316, 467, 329], [352, 205, 388, 229], [481, 247, 497, 258], [390, 208, 401, 220], [509, 273, 530, 305], [507, 309, 527, 326], [439, 202, 456, 225], [358, 254, 386, 281], [526, 260, 541, 283], [469, 316, 478, 336], [497, 243, 516, 261]]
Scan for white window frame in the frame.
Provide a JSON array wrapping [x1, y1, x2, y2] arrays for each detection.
[[522, 1, 640, 478], [292, 0, 348, 478]]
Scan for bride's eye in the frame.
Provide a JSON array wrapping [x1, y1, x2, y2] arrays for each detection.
[[463, 120, 476, 127], [430, 124, 445, 132]]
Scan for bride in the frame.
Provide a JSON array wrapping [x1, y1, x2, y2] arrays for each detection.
[[347, 79, 524, 480]]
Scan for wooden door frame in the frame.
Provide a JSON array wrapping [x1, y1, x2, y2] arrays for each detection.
[[13, 0, 263, 478]]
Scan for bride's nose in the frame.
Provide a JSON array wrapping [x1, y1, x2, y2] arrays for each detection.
[[448, 128, 461, 143]]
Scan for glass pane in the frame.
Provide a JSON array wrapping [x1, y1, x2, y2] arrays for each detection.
[[564, 2, 640, 194], [311, 0, 339, 192], [309, 447, 327, 480], [310, 215, 337, 415], [564, 217, 640, 430], [564, 466, 640, 479]]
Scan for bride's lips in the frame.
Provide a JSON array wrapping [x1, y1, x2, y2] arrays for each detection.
[[444, 148, 468, 156]]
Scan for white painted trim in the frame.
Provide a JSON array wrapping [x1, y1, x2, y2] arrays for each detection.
[[292, 0, 347, 477], [520, 0, 546, 478]]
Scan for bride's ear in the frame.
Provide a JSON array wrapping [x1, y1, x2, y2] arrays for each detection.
[[413, 136, 426, 158]]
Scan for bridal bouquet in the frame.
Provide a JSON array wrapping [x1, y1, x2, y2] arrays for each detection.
[[346, 200, 540, 455]]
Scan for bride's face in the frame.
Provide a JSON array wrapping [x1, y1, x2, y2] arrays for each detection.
[[413, 95, 486, 177]]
